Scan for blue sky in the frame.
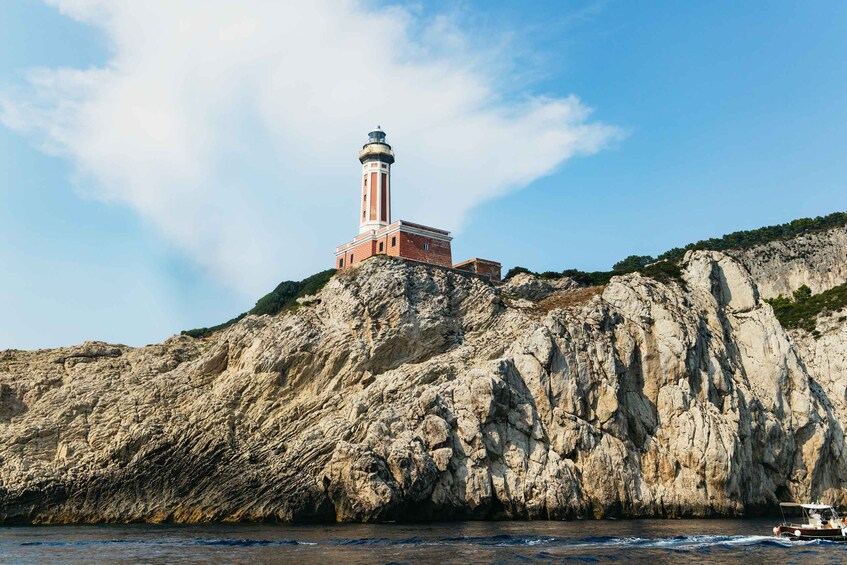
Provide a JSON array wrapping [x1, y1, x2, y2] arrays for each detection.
[[1, 1, 846, 350]]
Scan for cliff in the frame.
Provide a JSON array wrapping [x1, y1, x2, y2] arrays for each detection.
[[1, 230, 847, 523], [727, 225, 847, 299]]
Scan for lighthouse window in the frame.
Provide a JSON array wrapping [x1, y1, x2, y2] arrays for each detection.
[[381, 164, 387, 169], [391, 236, 397, 247], [339, 258, 344, 268], [424, 243, 430, 251], [362, 211, 366, 219], [350, 253, 354, 263], [379, 242, 384, 252]]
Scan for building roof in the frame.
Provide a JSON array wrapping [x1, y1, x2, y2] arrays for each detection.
[[394, 220, 450, 236]]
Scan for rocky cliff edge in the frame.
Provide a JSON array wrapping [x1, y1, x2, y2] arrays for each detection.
[[0, 248, 846, 523]]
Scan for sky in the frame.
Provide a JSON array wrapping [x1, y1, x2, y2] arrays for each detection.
[[1, 1, 846, 350]]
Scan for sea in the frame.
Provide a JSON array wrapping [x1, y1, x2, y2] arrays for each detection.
[[1, 519, 845, 564]]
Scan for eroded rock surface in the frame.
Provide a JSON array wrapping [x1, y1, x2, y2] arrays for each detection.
[[728, 226, 847, 298], [1, 249, 846, 524], [501, 273, 583, 301]]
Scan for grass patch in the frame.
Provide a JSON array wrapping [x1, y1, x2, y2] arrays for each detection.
[[182, 269, 336, 339], [765, 283, 847, 334], [535, 286, 605, 313]]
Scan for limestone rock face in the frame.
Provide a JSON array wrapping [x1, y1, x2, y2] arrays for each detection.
[[1, 249, 846, 524], [789, 310, 847, 421], [501, 273, 583, 301], [728, 225, 847, 298]]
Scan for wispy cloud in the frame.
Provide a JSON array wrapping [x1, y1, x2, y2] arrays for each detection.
[[1, 0, 622, 297]]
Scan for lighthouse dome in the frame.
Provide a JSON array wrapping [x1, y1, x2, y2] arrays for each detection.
[[359, 126, 395, 164], [366, 126, 388, 146]]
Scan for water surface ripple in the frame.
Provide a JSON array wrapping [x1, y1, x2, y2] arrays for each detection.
[[2, 519, 845, 564]]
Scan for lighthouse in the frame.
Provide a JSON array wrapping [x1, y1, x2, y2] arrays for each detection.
[[333, 128, 501, 282], [335, 127, 453, 270], [358, 127, 394, 234]]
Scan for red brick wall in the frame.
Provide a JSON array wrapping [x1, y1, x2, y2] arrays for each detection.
[[454, 259, 502, 282], [343, 239, 376, 267], [397, 230, 452, 267], [361, 176, 367, 222], [380, 173, 388, 222], [338, 235, 398, 268], [337, 226, 453, 270], [369, 172, 378, 221], [475, 262, 501, 282], [373, 234, 390, 256], [386, 233, 400, 257]]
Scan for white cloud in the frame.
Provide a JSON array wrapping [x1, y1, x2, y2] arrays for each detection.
[[1, 0, 622, 297]]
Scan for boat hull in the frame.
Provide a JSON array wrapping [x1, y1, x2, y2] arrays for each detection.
[[774, 525, 847, 542]]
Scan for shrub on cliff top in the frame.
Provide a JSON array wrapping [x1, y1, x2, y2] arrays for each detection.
[[504, 211, 845, 287], [657, 211, 847, 262], [766, 282, 847, 335], [503, 266, 532, 281], [253, 269, 336, 317], [182, 268, 336, 339], [613, 255, 655, 272], [504, 261, 683, 287]]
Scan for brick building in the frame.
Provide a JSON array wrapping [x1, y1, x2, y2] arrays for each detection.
[[454, 258, 502, 283], [335, 128, 500, 282]]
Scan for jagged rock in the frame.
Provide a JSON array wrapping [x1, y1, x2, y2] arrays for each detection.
[[501, 273, 583, 301], [728, 225, 847, 298], [0, 249, 845, 524]]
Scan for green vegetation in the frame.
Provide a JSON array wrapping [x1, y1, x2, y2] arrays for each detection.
[[558, 269, 616, 286], [765, 283, 847, 336], [504, 261, 682, 287], [656, 212, 847, 262], [503, 266, 532, 280], [182, 269, 336, 339], [504, 266, 615, 285], [639, 261, 684, 284], [613, 255, 655, 272], [504, 211, 846, 287], [181, 313, 248, 339], [252, 269, 336, 317]]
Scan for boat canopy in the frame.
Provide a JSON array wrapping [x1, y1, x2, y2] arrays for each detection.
[[779, 503, 834, 510]]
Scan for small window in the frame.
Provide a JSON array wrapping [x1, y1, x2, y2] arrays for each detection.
[[350, 253, 354, 263], [363, 193, 366, 201], [362, 210, 366, 218], [379, 242, 384, 252], [339, 258, 344, 268], [381, 164, 387, 169], [391, 236, 397, 247], [370, 163, 377, 168], [364, 177, 367, 186], [423, 243, 430, 251]]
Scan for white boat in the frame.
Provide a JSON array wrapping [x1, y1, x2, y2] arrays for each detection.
[[773, 502, 847, 541]]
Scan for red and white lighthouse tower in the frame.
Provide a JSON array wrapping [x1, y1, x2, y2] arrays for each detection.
[[358, 127, 394, 233], [334, 127, 500, 280]]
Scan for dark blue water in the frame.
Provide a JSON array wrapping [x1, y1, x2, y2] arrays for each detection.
[[1, 519, 845, 564]]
